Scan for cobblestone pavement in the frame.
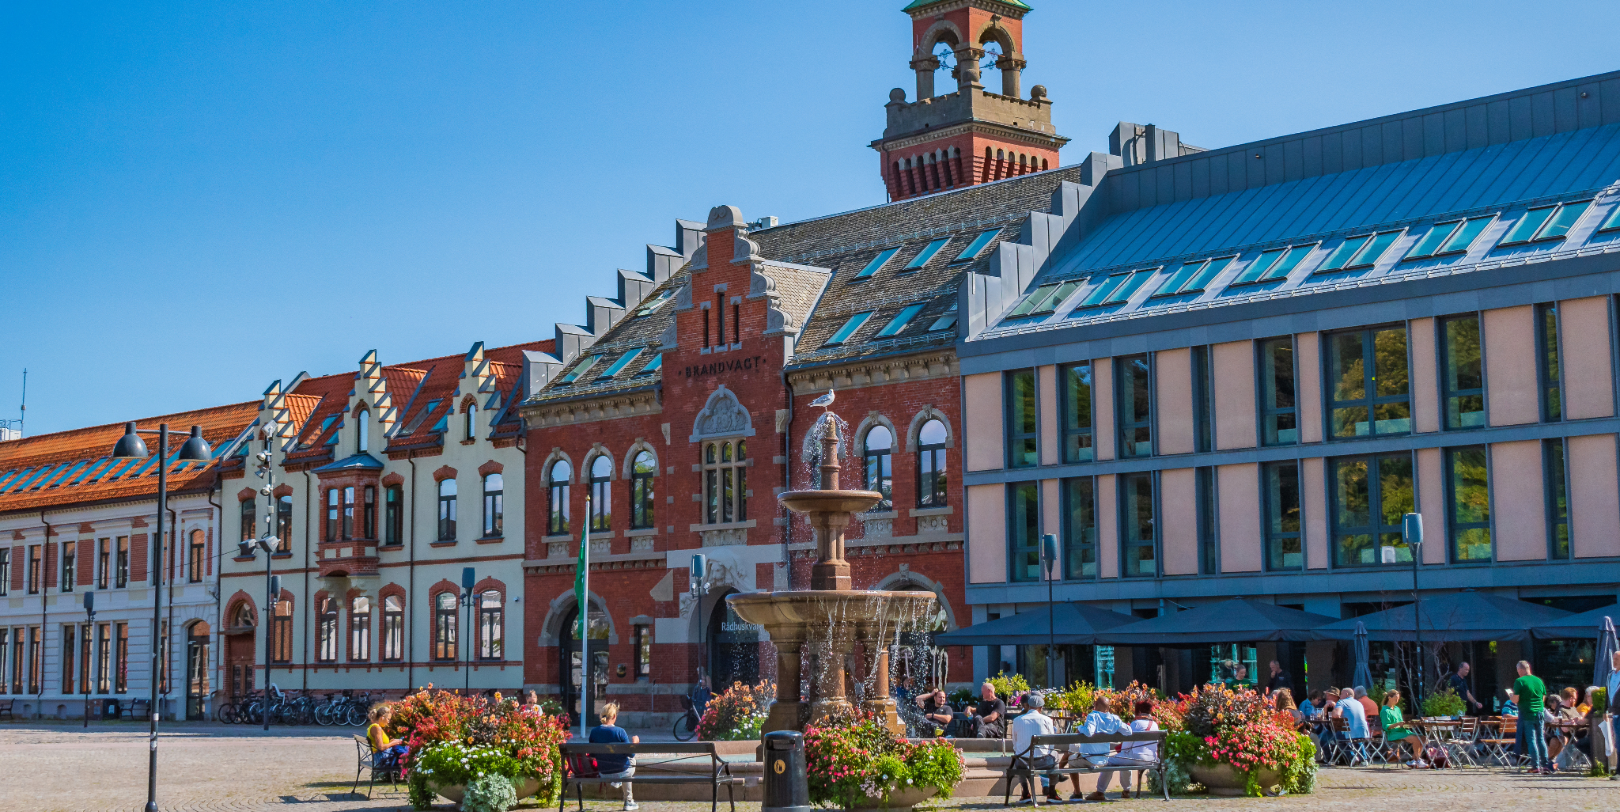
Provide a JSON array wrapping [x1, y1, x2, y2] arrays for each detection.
[[5, 723, 1616, 812]]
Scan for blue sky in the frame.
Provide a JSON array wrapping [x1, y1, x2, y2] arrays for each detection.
[[4, 0, 1618, 436]]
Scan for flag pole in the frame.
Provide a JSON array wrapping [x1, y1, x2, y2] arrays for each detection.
[[578, 495, 591, 740]]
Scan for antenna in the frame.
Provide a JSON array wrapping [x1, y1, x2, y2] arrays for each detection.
[[0, 369, 21, 441]]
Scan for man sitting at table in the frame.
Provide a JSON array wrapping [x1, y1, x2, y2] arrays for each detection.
[[1334, 687, 1371, 765]]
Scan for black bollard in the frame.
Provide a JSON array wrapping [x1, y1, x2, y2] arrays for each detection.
[[762, 730, 811, 812]]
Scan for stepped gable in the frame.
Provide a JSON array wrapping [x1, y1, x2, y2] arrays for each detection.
[[0, 401, 258, 514]]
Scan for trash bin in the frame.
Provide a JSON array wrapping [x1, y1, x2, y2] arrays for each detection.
[[102, 698, 121, 719], [762, 730, 811, 812]]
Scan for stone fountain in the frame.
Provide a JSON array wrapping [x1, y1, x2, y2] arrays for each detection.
[[726, 404, 938, 736]]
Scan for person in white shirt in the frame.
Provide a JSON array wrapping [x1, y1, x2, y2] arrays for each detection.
[[1010, 693, 1061, 802], [1097, 701, 1160, 799], [1333, 687, 1370, 764], [1064, 696, 1125, 801]]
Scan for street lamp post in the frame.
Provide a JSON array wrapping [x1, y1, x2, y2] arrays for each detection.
[[110, 422, 213, 812], [460, 567, 477, 697], [1402, 513, 1425, 709], [83, 592, 96, 728], [1041, 534, 1058, 690], [690, 554, 708, 692], [237, 421, 284, 730]]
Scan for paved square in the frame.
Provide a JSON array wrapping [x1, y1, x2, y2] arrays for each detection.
[[4, 723, 1615, 812]]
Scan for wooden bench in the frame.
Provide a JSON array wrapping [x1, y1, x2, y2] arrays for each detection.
[[1001, 731, 1169, 804], [0, 699, 13, 721], [559, 741, 741, 812]]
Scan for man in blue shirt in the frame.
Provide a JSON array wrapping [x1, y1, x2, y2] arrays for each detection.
[[589, 703, 639, 810]]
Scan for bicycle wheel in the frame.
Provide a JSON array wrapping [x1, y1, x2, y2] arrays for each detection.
[[673, 714, 698, 741], [346, 705, 368, 727], [216, 702, 235, 724], [314, 703, 334, 726]]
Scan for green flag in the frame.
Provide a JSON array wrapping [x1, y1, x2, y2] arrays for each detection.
[[575, 497, 590, 737]]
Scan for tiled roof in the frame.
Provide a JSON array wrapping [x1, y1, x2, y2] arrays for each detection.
[[526, 273, 685, 405], [0, 401, 258, 515]]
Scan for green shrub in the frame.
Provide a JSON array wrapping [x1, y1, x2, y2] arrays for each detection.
[[1422, 688, 1466, 718], [463, 773, 518, 812], [986, 671, 1030, 700]]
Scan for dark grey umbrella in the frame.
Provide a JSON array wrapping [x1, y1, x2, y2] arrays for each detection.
[[932, 602, 1138, 647], [1317, 592, 1572, 642], [1352, 621, 1374, 691], [1096, 598, 1337, 645], [1594, 616, 1619, 691], [1532, 603, 1620, 639]]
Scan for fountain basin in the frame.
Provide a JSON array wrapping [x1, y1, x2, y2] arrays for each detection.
[[727, 590, 938, 628], [777, 489, 884, 515]]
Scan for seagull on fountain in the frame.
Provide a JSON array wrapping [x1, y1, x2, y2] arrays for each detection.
[[810, 389, 835, 409]]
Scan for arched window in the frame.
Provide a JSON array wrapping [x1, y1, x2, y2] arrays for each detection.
[[383, 486, 403, 546], [231, 602, 255, 629], [381, 595, 404, 661], [239, 497, 255, 542], [918, 419, 949, 508], [433, 592, 458, 661], [547, 460, 571, 535], [316, 597, 338, 663], [349, 596, 370, 662], [863, 426, 893, 510], [702, 440, 747, 524], [589, 456, 612, 532], [631, 451, 656, 529], [356, 409, 370, 453], [477, 590, 503, 660], [187, 529, 205, 583], [465, 404, 477, 441], [276, 495, 293, 551], [483, 473, 504, 537], [271, 600, 292, 663], [437, 478, 457, 541]]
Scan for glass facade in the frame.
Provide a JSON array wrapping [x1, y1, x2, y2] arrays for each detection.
[[1006, 369, 1038, 468], [1330, 454, 1415, 567], [1536, 303, 1563, 422], [1008, 482, 1042, 582], [1327, 326, 1410, 439], [1263, 461, 1302, 570], [1440, 315, 1484, 430], [1061, 363, 1093, 463], [1116, 355, 1152, 458], [1062, 477, 1096, 579], [1446, 446, 1492, 562], [1119, 472, 1156, 577], [1259, 337, 1297, 446]]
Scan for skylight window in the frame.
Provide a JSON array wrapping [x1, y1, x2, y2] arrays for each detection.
[[1600, 205, 1620, 233], [556, 354, 603, 385], [954, 229, 1001, 263], [401, 399, 442, 435], [637, 353, 663, 375], [929, 302, 959, 332], [1317, 230, 1402, 273], [1007, 280, 1080, 319], [598, 348, 644, 379], [1153, 256, 1234, 298], [1231, 245, 1312, 286], [1074, 268, 1156, 310], [824, 312, 874, 346], [876, 303, 927, 337], [903, 238, 950, 271], [854, 248, 900, 280], [1501, 201, 1591, 245], [634, 289, 674, 317], [1407, 216, 1494, 260]]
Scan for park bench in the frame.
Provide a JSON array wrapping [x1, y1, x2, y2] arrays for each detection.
[[351, 736, 403, 799], [1001, 731, 1169, 804], [559, 741, 741, 812], [0, 698, 13, 720]]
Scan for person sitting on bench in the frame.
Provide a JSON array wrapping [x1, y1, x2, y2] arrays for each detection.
[[1097, 700, 1159, 800], [917, 689, 953, 734], [1011, 692, 1061, 802], [366, 705, 408, 770], [965, 682, 1006, 739], [590, 703, 640, 811], [1064, 696, 1125, 801]]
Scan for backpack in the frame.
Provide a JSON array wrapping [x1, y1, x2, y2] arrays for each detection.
[[1423, 745, 1449, 768]]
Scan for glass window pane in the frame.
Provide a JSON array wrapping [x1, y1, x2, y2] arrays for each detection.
[[1601, 205, 1620, 233], [1104, 270, 1155, 305], [957, 229, 1000, 261], [1183, 256, 1234, 292], [1007, 284, 1057, 318], [1263, 245, 1311, 280], [1155, 262, 1205, 297], [1029, 281, 1080, 315], [1448, 446, 1492, 563], [1076, 273, 1127, 308], [1261, 337, 1297, 446], [876, 303, 926, 337], [825, 312, 873, 346], [1503, 207, 1555, 244], [1373, 328, 1409, 398], [1442, 316, 1484, 429], [638, 353, 664, 375], [598, 348, 644, 379], [1439, 216, 1493, 254], [1009, 482, 1042, 582], [855, 247, 900, 279], [1063, 363, 1093, 463], [1232, 249, 1283, 285], [1348, 231, 1402, 268], [1407, 222, 1458, 259], [904, 238, 951, 270], [1064, 477, 1096, 579], [1538, 201, 1590, 240], [1318, 235, 1370, 272], [1008, 370, 1038, 468]]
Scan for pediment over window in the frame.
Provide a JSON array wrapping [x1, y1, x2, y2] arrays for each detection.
[[691, 385, 755, 442]]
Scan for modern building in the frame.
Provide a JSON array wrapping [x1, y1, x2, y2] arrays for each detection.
[[957, 69, 1620, 701], [215, 342, 548, 705], [0, 403, 257, 720]]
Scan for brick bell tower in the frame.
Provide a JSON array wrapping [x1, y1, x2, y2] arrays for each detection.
[[873, 0, 1069, 201]]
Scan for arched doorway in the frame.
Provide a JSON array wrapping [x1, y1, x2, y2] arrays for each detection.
[[185, 621, 211, 720], [892, 583, 951, 691], [707, 593, 759, 691], [223, 602, 256, 703], [559, 602, 608, 727]]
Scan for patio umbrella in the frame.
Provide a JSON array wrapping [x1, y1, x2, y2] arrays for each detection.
[[1594, 616, 1619, 690], [1352, 621, 1375, 692], [1095, 598, 1337, 645], [1532, 602, 1620, 639], [1316, 591, 1572, 642], [932, 602, 1138, 647]]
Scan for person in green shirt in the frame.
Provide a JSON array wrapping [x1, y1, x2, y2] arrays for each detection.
[[1380, 689, 1425, 766], [1512, 660, 1549, 772]]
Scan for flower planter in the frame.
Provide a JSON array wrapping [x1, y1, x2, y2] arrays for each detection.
[[1188, 763, 1281, 797], [432, 777, 543, 808], [845, 785, 938, 812]]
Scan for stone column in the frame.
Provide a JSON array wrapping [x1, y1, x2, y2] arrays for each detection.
[[910, 55, 938, 100], [762, 637, 805, 734], [998, 56, 1026, 98]]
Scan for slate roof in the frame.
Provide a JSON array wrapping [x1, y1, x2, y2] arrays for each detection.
[[975, 72, 1620, 342], [525, 167, 1085, 408], [0, 401, 259, 515]]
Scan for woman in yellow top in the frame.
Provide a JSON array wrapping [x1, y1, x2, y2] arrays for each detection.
[[367, 704, 408, 769], [1380, 690, 1424, 767]]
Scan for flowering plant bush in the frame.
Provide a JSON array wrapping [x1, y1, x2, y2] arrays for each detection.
[[696, 680, 774, 741], [392, 687, 569, 810], [1154, 684, 1315, 798], [986, 671, 1030, 700], [804, 713, 964, 808]]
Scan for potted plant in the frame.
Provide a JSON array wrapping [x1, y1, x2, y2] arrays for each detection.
[[391, 688, 569, 811], [1157, 684, 1316, 798], [696, 679, 775, 741], [805, 712, 964, 811], [986, 672, 1030, 702], [1422, 688, 1466, 720]]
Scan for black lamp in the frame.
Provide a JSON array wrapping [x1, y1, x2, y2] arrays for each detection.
[[177, 426, 213, 462], [112, 423, 149, 459]]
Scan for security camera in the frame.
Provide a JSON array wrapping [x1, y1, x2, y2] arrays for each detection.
[[259, 486, 273, 496]]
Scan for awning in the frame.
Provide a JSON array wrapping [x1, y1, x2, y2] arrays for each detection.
[[1316, 592, 1572, 643], [1531, 603, 1620, 639], [932, 603, 1139, 646], [1096, 598, 1337, 645]]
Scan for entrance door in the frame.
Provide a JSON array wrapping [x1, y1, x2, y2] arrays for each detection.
[[559, 603, 608, 727], [186, 623, 211, 720], [223, 603, 256, 702], [708, 596, 759, 691]]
